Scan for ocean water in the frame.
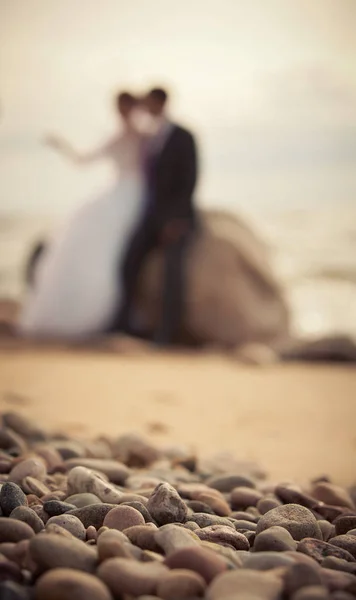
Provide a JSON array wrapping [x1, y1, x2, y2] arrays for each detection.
[[0, 203, 356, 339]]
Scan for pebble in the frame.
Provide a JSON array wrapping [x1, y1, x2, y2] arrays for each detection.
[[196, 525, 250, 550], [123, 525, 161, 552], [120, 500, 155, 523], [164, 546, 227, 583], [28, 533, 97, 573], [206, 473, 256, 493], [102, 505, 145, 530], [195, 492, 231, 517], [2, 412, 45, 441], [9, 459, 47, 486], [157, 568, 206, 599], [256, 504, 323, 541], [22, 477, 50, 497], [207, 569, 283, 600], [335, 516, 356, 536], [0, 581, 30, 600], [284, 562, 324, 595], [64, 458, 130, 484], [155, 523, 199, 554], [35, 567, 113, 600], [311, 483, 355, 510], [291, 586, 330, 600], [241, 550, 295, 570], [254, 525, 297, 552], [43, 500, 77, 516], [97, 557, 168, 596], [321, 556, 356, 575], [0, 517, 35, 542], [189, 513, 235, 529], [65, 493, 102, 508], [257, 497, 282, 514], [97, 529, 132, 561], [298, 538, 356, 563], [230, 486, 263, 509], [67, 467, 123, 503], [0, 483, 28, 516], [9, 506, 44, 533], [46, 515, 86, 540], [147, 483, 188, 525], [68, 504, 115, 529], [329, 535, 356, 559], [318, 520, 335, 542]]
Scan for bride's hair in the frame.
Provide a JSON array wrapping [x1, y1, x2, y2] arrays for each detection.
[[115, 92, 137, 114], [148, 88, 168, 106]]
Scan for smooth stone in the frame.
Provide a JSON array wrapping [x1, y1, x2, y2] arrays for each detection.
[[164, 546, 227, 584], [256, 504, 322, 541], [329, 535, 356, 559], [22, 477, 50, 497], [68, 504, 115, 529], [112, 433, 160, 467], [207, 569, 283, 600], [0, 580, 30, 600], [155, 524, 199, 554], [97, 530, 132, 562], [335, 517, 356, 536], [34, 445, 64, 472], [322, 556, 356, 575], [147, 483, 188, 526], [189, 513, 235, 529], [9, 459, 46, 485], [194, 493, 231, 517], [254, 525, 297, 552], [67, 467, 123, 504], [64, 458, 130, 484], [103, 505, 145, 531], [46, 515, 86, 540], [123, 525, 161, 552], [291, 586, 330, 600], [186, 501, 216, 515], [298, 538, 356, 563], [0, 483, 27, 517], [120, 501, 155, 523], [275, 485, 319, 510], [257, 497, 282, 514], [157, 568, 206, 599], [332, 593, 356, 600], [0, 517, 35, 542], [233, 520, 257, 532], [97, 557, 168, 596], [311, 483, 355, 510], [0, 553, 23, 583], [10, 506, 44, 533], [284, 562, 324, 595], [314, 505, 350, 522], [319, 520, 335, 542], [242, 551, 295, 570], [43, 500, 77, 516], [65, 494, 102, 508], [230, 487, 263, 509], [53, 441, 86, 460], [45, 524, 77, 539], [230, 511, 258, 523], [2, 413, 45, 440], [206, 474, 255, 493], [320, 568, 356, 592], [35, 568, 113, 600], [196, 525, 249, 550], [29, 533, 97, 573]]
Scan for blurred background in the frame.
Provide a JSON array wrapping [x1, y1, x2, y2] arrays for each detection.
[[0, 0, 356, 336]]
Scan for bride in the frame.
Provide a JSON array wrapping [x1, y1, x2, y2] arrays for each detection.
[[18, 92, 147, 338]]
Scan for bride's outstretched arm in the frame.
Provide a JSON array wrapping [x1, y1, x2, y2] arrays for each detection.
[[43, 134, 116, 165]]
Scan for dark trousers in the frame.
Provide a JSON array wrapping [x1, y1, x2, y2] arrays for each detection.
[[111, 219, 193, 345]]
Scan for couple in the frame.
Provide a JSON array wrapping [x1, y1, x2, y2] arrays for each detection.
[[19, 87, 198, 344]]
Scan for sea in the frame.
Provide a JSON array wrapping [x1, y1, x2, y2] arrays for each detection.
[[1, 202, 356, 340]]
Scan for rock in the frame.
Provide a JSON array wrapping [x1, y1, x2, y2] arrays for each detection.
[[52, 441, 86, 461], [256, 504, 322, 541], [284, 562, 324, 595], [291, 586, 330, 600], [332, 592, 356, 600], [97, 557, 168, 596], [155, 524, 199, 554], [321, 556, 356, 575], [0, 581, 30, 600], [0, 552, 23, 583], [64, 459, 130, 484], [147, 483, 188, 525], [319, 520, 335, 541], [28, 533, 97, 573], [275, 485, 319, 509], [9, 506, 44, 533], [22, 477, 50, 497], [314, 505, 349, 522], [188, 513, 235, 529], [9, 458, 46, 485], [68, 504, 115, 529], [0, 517, 35, 542], [187, 500, 215, 515], [35, 567, 113, 600], [112, 433, 160, 467], [97, 529, 132, 561], [257, 497, 282, 514], [298, 538, 356, 563], [67, 467, 123, 504], [164, 546, 227, 583], [43, 500, 77, 516], [65, 494, 102, 508], [329, 535, 356, 559], [157, 568, 206, 599], [311, 483, 354, 510], [102, 505, 145, 531], [242, 550, 295, 570], [205, 473, 255, 493], [207, 569, 283, 600], [335, 517, 356, 536], [46, 515, 86, 540], [233, 519, 258, 532], [34, 445, 64, 472], [2, 413, 45, 440], [320, 567, 356, 592], [0, 483, 27, 516], [123, 525, 160, 552], [230, 487, 263, 509], [86, 526, 97, 542], [196, 525, 250, 550], [254, 525, 297, 552], [120, 500, 155, 523], [194, 492, 231, 516]]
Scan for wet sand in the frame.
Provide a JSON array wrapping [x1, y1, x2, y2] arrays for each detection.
[[0, 345, 355, 485]]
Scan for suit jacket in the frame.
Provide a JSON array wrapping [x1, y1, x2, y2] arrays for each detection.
[[145, 124, 198, 228]]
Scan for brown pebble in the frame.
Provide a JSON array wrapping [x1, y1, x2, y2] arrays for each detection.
[[35, 567, 113, 600], [196, 525, 250, 550], [164, 545, 227, 583], [230, 486, 263, 509], [147, 483, 188, 526], [298, 538, 356, 563], [97, 556, 168, 596], [311, 483, 355, 510], [9, 458, 47, 485], [46, 515, 86, 540], [0, 517, 35, 542], [123, 524, 160, 552], [103, 505, 145, 531], [29, 533, 97, 573], [10, 506, 44, 533], [157, 568, 206, 599], [195, 493, 231, 516], [86, 526, 97, 542]]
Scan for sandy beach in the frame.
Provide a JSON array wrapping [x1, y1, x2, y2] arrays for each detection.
[[0, 345, 355, 486]]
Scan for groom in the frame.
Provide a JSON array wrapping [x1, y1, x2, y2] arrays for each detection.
[[114, 87, 198, 345]]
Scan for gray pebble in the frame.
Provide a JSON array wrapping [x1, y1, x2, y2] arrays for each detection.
[[43, 500, 77, 516], [254, 525, 297, 552], [329, 535, 356, 559], [9, 506, 44, 533], [28, 533, 97, 573], [68, 504, 115, 529], [147, 483, 188, 526], [46, 514, 86, 540], [206, 474, 256, 493], [284, 562, 323, 595], [0, 483, 27, 516], [256, 504, 323, 541], [65, 493, 102, 508]]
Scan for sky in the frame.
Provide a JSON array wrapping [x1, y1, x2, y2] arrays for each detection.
[[0, 0, 356, 215]]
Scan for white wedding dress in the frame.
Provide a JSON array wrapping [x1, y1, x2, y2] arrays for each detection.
[[18, 130, 145, 338]]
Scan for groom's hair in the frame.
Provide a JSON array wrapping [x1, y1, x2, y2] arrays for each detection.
[[116, 92, 136, 107], [148, 88, 168, 106]]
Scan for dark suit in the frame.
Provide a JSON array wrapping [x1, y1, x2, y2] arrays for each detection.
[[112, 123, 198, 344]]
